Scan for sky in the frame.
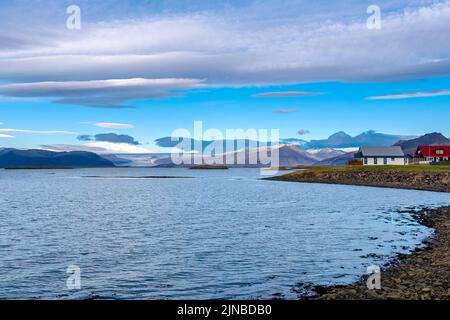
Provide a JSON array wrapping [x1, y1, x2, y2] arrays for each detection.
[[1, 0, 450, 153]]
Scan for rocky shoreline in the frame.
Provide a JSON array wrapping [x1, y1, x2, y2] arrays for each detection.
[[267, 168, 450, 193], [307, 206, 450, 300], [268, 168, 450, 299]]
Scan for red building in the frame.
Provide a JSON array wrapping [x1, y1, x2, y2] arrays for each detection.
[[414, 145, 450, 163]]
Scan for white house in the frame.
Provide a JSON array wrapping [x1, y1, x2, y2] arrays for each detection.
[[355, 146, 407, 166]]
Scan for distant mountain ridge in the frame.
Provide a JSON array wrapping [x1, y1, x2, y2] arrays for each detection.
[[306, 130, 416, 149], [0, 149, 115, 168], [156, 130, 416, 151], [318, 132, 450, 166], [314, 152, 356, 166], [154, 144, 320, 167], [152, 131, 449, 168], [394, 133, 450, 155], [155, 137, 263, 151], [3, 132, 448, 168]]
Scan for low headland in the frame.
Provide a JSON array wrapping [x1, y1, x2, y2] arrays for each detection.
[[82, 175, 193, 179], [267, 165, 450, 193], [268, 165, 450, 300], [189, 165, 229, 170], [3, 166, 75, 170]]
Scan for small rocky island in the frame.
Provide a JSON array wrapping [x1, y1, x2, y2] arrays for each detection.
[[189, 165, 229, 170]]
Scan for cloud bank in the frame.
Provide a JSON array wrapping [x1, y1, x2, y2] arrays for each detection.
[[94, 122, 134, 129], [41, 142, 156, 154], [0, 78, 203, 108], [0, 1, 450, 107]]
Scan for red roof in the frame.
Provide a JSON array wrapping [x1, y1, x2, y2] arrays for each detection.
[[416, 145, 450, 157]]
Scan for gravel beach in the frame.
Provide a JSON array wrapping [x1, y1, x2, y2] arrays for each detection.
[[268, 167, 450, 193], [268, 168, 450, 300], [310, 206, 450, 300]]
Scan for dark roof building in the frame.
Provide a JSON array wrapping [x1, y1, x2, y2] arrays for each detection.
[[355, 146, 406, 166], [355, 146, 405, 158]]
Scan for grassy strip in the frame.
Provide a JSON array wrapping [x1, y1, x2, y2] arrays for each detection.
[[299, 165, 450, 173], [267, 165, 450, 193]]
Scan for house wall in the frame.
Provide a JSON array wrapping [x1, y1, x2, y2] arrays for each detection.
[[427, 157, 450, 162], [363, 157, 406, 165]]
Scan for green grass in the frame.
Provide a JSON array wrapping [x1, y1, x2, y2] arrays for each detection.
[[302, 165, 450, 173]]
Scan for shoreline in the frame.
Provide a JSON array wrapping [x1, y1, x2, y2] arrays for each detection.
[[307, 205, 450, 300], [266, 167, 450, 193], [268, 167, 450, 300], [268, 179, 449, 194]]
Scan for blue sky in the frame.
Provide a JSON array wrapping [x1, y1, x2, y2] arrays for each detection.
[[1, 0, 450, 153]]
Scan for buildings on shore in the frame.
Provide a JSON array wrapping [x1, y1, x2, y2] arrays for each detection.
[[355, 145, 450, 166], [413, 146, 450, 164], [355, 146, 407, 165]]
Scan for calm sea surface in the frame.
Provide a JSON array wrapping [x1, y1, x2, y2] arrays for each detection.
[[0, 168, 449, 299]]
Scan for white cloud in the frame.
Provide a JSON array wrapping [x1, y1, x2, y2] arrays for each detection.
[[0, 1, 449, 91], [0, 78, 204, 108], [94, 122, 134, 129], [0, 134, 14, 138], [41, 142, 158, 154], [254, 92, 323, 98], [0, 129, 76, 134], [335, 147, 360, 152], [367, 89, 450, 100], [84, 142, 157, 154]]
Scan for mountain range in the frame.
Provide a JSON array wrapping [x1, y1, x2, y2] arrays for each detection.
[[319, 132, 450, 166], [394, 133, 450, 156], [154, 132, 450, 167], [155, 137, 266, 152], [157, 130, 417, 151], [0, 149, 115, 168], [285, 130, 417, 149], [153, 144, 324, 167], [2, 132, 449, 168]]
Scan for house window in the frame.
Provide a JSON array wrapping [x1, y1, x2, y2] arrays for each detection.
[[384, 158, 388, 165], [374, 158, 378, 165], [391, 158, 395, 161], [364, 158, 368, 165]]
